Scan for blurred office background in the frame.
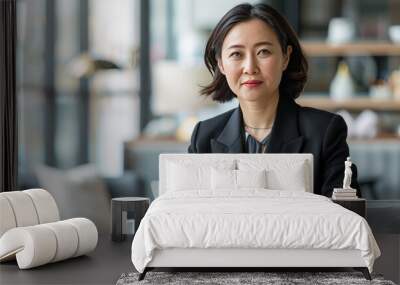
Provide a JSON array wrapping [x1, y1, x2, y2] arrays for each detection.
[[13, 1, 400, 281], [17, 0, 400, 200]]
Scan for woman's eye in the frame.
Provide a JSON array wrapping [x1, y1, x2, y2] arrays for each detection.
[[258, 49, 270, 56], [230, 51, 241, 58]]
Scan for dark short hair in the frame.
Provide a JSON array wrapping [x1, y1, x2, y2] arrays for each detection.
[[201, 3, 308, 102]]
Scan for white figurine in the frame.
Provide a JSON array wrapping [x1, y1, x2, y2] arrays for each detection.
[[343, 157, 353, 189], [333, 157, 358, 199]]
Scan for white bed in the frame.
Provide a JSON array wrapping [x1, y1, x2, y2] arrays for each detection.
[[131, 154, 380, 280]]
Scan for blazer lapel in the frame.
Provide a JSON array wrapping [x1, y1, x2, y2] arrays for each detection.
[[211, 107, 245, 153], [210, 139, 228, 153], [267, 95, 304, 153], [210, 96, 304, 154]]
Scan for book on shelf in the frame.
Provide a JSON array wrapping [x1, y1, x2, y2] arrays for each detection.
[[333, 188, 357, 193], [333, 192, 357, 197], [332, 196, 360, 201], [332, 193, 359, 200]]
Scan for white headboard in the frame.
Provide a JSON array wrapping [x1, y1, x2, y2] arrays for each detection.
[[159, 154, 313, 195]]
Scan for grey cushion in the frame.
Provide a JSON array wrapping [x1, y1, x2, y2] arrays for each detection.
[[36, 164, 111, 234]]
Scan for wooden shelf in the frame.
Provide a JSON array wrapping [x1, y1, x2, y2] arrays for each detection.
[[349, 133, 400, 143], [301, 41, 400, 56], [296, 96, 400, 111]]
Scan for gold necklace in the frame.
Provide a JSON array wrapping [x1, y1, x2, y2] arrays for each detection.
[[245, 124, 273, 130]]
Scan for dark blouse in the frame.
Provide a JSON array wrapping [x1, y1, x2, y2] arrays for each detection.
[[245, 132, 271, 153]]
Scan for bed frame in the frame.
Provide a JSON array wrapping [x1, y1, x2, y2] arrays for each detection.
[[137, 154, 372, 281], [138, 248, 371, 280]]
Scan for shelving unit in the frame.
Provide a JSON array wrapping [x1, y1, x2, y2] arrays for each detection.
[[301, 41, 400, 56], [296, 96, 400, 141], [298, 40, 400, 141], [296, 96, 400, 112]]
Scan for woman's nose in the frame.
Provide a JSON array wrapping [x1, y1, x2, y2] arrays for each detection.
[[243, 55, 259, 75]]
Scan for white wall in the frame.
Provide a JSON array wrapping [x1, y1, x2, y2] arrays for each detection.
[[89, 0, 140, 177]]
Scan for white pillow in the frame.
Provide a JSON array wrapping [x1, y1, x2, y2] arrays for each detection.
[[166, 160, 235, 191], [211, 168, 236, 190], [167, 163, 209, 191], [236, 169, 267, 189], [211, 168, 267, 190], [267, 162, 307, 191], [238, 159, 308, 192]]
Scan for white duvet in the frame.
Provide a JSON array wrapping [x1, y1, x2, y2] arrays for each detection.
[[131, 190, 380, 273]]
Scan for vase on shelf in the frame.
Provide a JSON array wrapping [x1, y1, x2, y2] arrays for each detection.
[[330, 61, 355, 101]]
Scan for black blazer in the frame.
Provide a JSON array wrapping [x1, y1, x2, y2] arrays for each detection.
[[188, 95, 360, 197]]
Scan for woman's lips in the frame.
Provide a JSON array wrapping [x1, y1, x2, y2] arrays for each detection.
[[242, 81, 263, 88]]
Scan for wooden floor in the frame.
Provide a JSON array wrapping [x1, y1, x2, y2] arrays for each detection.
[[1, 201, 399, 285]]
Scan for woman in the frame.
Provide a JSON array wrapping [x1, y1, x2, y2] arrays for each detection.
[[188, 3, 360, 198]]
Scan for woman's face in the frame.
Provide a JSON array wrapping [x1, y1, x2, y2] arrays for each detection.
[[218, 18, 292, 103]]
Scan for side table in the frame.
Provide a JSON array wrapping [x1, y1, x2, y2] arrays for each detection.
[[332, 198, 366, 218], [111, 197, 150, 242]]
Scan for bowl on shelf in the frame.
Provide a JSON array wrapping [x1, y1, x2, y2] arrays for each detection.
[[389, 25, 400, 43], [327, 18, 355, 44]]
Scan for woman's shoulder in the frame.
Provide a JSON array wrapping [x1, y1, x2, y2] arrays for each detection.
[[191, 107, 239, 142], [198, 107, 237, 127], [297, 104, 347, 131], [188, 107, 239, 153]]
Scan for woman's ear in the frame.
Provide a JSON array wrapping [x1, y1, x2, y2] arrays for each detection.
[[283, 45, 293, 71], [217, 58, 225, 75]]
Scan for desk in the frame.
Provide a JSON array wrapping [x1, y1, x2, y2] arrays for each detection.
[[366, 200, 400, 284], [366, 200, 400, 234]]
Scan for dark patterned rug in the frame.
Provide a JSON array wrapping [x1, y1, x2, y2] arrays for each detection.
[[116, 271, 396, 285]]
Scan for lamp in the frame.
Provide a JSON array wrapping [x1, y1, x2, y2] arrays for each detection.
[[68, 53, 122, 78], [67, 53, 137, 177]]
